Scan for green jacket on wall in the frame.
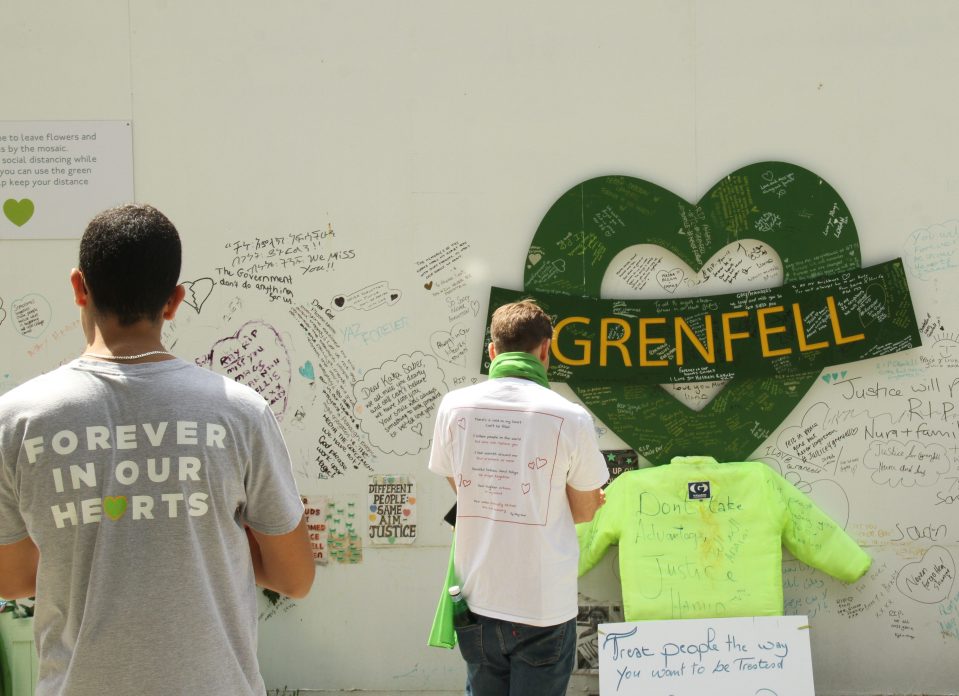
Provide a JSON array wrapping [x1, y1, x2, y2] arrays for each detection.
[[577, 456, 871, 621]]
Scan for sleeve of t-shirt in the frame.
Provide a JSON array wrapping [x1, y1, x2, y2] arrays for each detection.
[[566, 409, 610, 491], [772, 468, 872, 583], [0, 455, 28, 546], [427, 399, 453, 478], [243, 404, 304, 536]]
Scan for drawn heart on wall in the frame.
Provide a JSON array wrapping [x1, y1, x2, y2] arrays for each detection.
[[521, 482, 531, 494], [181, 277, 214, 313], [857, 283, 887, 328], [525, 162, 862, 462], [821, 371, 848, 384], [205, 320, 293, 420], [655, 267, 685, 294], [896, 545, 955, 604], [299, 360, 315, 380], [11, 293, 51, 339], [785, 472, 851, 529], [3, 198, 34, 227], [430, 324, 470, 366]]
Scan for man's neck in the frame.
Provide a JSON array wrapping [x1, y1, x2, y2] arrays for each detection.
[[81, 316, 171, 362]]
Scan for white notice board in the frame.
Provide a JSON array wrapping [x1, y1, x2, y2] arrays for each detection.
[[0, 120, 133, 239], [599, 615, 814, 695]]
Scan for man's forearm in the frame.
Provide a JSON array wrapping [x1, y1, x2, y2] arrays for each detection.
[[245, 517, 315, 599], [0, 536, 39, 599]]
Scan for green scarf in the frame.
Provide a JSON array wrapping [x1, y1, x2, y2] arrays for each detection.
[[488, 351, 550, 388]]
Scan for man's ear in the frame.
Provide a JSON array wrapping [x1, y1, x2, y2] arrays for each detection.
[[70, 269, 88, 307], [162, 285, 187, 321], [538, 338, 551, 363], [488, 342, 497, 361]]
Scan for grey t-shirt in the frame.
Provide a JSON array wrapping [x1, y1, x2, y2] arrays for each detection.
[[0, 358, 304, 695]]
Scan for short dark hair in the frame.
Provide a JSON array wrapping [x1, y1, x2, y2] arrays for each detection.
[[490, 300, 553, 353], [79, 204, 181, 325]]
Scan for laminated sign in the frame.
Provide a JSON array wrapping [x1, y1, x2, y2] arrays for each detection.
[[1, 120, 133, 239]]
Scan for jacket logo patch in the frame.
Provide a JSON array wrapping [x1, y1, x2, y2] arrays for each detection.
[[688, 481, 711, 500]]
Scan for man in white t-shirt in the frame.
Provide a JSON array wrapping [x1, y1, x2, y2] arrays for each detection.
[[429, 299, 609, 696]]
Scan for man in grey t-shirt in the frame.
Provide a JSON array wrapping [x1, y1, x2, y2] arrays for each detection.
[[0, 204, 315, 695]]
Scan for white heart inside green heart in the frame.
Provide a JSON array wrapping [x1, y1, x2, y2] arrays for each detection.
[[599, 240, 784, 411]]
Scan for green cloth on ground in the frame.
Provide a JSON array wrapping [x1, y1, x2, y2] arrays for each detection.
[[427, 534, 457, 649], [487, 351, 549, 388]]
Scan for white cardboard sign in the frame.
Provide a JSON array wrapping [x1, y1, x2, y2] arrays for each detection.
[[599, 615, 814, 695]]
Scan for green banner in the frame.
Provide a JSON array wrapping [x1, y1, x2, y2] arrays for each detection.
[[483, 259, 920, 384]]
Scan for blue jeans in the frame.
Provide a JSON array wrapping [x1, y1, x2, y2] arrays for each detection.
[[456, 615, 576, 696]]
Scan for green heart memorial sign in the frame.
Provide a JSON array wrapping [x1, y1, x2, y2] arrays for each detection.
[[483, 162, 922, 463]]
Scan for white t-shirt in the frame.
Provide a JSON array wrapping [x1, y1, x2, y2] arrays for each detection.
[[429, 377, 609, 626]]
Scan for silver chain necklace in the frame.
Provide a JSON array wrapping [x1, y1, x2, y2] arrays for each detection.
[[81, 350, 174, 361]]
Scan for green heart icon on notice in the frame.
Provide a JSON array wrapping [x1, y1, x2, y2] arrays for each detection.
[[3, 198, 35, 227], [104, 496, 128, 521], [525, 161, 861, 463]]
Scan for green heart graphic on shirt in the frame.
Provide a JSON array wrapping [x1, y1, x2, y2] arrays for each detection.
[[525, 162, 861, 463], [104, 496, 128, 521]]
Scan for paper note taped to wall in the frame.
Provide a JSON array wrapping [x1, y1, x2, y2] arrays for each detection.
[[0, 120, 134, 239], [302, 495, 330, 564], [368, 474, 417, 545], [599, 615, 814, 695]]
